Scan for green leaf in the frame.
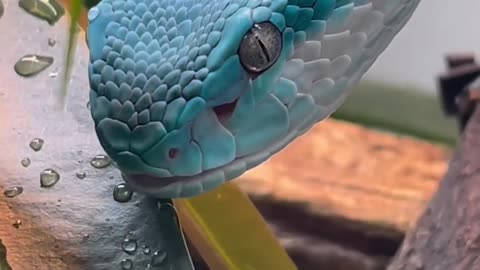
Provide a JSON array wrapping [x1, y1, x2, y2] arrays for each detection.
[[175, 183, 298, 270], [58, 0, 83, 109], [153, 199, 196, 269], [0, 240, 12, 270]]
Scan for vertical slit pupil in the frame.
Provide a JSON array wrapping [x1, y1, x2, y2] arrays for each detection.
[[238, 22, 282, 73], [255, 35, 271, 62]]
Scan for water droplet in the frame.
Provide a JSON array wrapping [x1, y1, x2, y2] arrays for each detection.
[[157, 200, 174, 209], [29, 138, 44, 151], [18, 0, 65, 25], [40, 168, 60, 188], [21, 158, 31, 167], [49, 71, 58, 78], [121, 259, 133, 270], [121, 238, 137, 255], [76, 172, 86, 179], [90, 154, 111, 169], [14, 55, 53, 77], [48, 38, 56, 47], [12, 220, 22, 229], [142, 245, 151, 255], [88, 6, 99, 21], [3, 186, 23, 198], [113, 183, 133, 203], [151, 251, 170, 268]]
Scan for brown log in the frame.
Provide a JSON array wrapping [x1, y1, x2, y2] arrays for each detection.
[[239, 119, 449, 233], [388, 106, 480, 270]]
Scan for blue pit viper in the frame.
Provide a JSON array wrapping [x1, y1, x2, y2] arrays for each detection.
[[86, 0, 420, 198]]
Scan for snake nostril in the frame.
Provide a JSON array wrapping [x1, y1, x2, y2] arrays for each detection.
[[168, 148, 179, 159]]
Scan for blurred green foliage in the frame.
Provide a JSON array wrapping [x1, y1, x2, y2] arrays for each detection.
[[333, 81, 458, 146]]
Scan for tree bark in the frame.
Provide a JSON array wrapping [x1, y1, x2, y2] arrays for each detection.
[[388, 106, 480, 270]]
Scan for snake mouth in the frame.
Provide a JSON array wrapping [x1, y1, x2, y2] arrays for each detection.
[[122, 115, 300, 199], [122, 91, 298, 199], [123, 148, 266, 199], [122, 99, 245, 198]]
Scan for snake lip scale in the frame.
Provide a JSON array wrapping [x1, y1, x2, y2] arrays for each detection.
[[87, 0, 420, 198]]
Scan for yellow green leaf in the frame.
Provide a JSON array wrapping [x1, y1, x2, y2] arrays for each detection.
[[58, 0, 85, 108], [175, 183, 298, 270]]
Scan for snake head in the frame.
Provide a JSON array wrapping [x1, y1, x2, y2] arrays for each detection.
[[87, 0, 419, 198]]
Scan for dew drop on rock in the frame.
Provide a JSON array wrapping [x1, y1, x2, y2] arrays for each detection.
[[121, 259, 133, 270], [21, 157, 31, 167], [49, 71, 58, 78], [142, 245, 151, 255], [76, 172, 86, 179], [113, 183, 133, 203], [40, 168, 60, 188], [3, 186, 23, 198], [14, 55, 53, 77], [12, 220, 22, 229], [48, 38, 56, 47], [151, 251, 169, 267], [121, 238, 137, 255], [18, 0, 65, 25], [90, 154, 111, 169], [82, 234, 89, 241], [29, 138, 44, 151]]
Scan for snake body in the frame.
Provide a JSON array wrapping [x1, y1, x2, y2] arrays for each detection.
[[87, 0, 420, 198]]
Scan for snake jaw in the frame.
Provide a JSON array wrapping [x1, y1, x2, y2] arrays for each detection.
[[87, 0, 420, 198]]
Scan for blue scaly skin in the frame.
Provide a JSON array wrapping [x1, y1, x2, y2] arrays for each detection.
[[87, 0, 420, 198]]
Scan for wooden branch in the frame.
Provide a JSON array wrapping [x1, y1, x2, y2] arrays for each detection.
[[388, 106, 480, 270], [239, 119, 448, 233]]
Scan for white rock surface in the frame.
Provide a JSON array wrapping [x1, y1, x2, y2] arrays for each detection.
[[0, 4, 190, 270]]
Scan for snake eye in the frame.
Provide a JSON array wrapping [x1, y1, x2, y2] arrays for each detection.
[[238, 22, 282, 74]]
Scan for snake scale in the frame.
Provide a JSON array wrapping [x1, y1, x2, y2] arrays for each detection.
[[86, 0, 420, 198]]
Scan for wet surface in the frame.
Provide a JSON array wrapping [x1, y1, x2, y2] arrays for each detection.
[[0, 3, 193, 270]]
